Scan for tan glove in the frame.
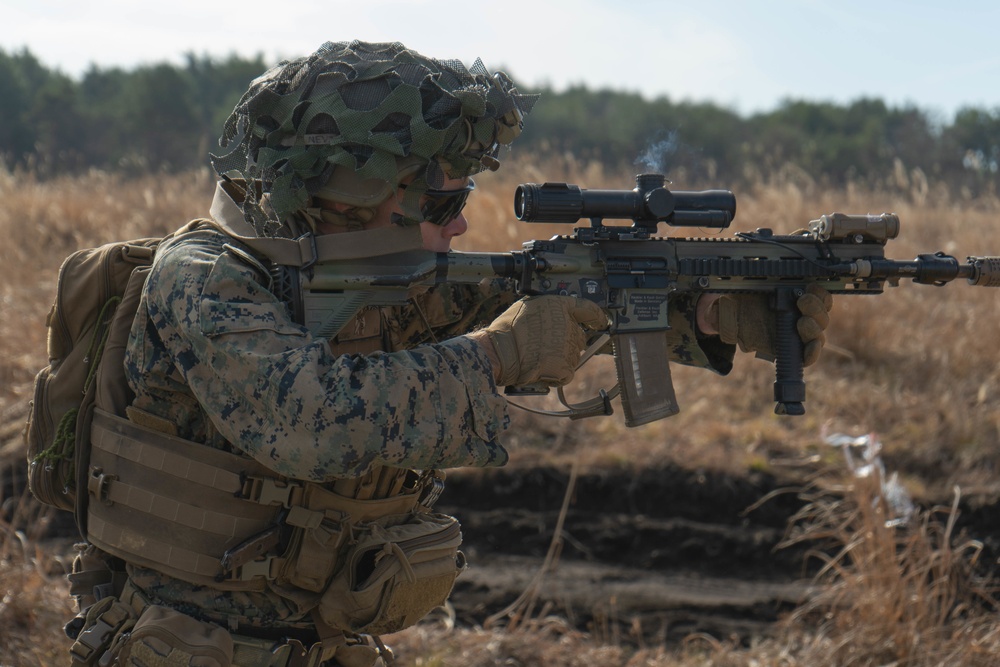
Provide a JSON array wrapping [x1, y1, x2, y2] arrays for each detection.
[[715, 284, 833, 366], [474, 295, 608, 387]]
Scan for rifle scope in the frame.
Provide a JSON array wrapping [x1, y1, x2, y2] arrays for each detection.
[[514, 173, 736, 229]]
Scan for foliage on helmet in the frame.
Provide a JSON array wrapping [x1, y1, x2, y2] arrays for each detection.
[[211, 40, 538, 236]]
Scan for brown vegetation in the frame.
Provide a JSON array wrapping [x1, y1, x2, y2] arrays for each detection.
[[1, 158, 998, 665]]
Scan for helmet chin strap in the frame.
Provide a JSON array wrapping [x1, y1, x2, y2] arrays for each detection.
[[301, 202, 378, 233]]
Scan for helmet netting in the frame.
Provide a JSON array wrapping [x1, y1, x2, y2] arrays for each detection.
[[211, 40, 538, 236]]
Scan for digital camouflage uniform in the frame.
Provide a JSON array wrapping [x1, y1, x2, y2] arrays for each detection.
[[120, 182, 734, 629], [122, 229, 508, 629]]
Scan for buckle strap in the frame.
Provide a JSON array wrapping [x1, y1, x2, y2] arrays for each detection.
[[231, 633, 350, 667], [113, 582, 350, 667], [415, 470, 446, 511], [67, 568, 128, 603], [220, 525, 284, 580], [228, 471, 442, 585], [242, 476, 304, 508], [68, 598, 135, 665]]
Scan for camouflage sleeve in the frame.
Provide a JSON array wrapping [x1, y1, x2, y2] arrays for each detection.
[[664, 293, 735, 374], [131, 229, 509, 481], [388, 280, 518, 347]]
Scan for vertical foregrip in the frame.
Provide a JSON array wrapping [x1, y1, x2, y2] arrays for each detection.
[[773, 287, 806, 416]]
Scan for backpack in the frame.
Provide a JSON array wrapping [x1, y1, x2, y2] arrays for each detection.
[[21, 213, 312, 524], [26, 222, 221, 609], [25, 237, 161, 519]]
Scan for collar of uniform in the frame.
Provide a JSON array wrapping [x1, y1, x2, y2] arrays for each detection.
[[208, 180, 424, 267]]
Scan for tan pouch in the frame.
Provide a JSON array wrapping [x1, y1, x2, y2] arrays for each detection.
[[67, 596, 137, 666], [115, 605, 234, 667], [318, 512, 465, 635], [276, 481, 422, 594]]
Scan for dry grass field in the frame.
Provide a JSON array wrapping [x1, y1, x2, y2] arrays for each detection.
[[1, 156, 998, 665]]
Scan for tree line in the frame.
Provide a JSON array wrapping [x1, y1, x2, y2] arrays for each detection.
[[2, 46, 999, 196]]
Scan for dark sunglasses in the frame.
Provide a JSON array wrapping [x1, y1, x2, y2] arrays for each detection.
[[402, 179, 476, 226]]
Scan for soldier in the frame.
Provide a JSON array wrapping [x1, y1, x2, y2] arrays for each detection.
[[67, 41, 831, 666]]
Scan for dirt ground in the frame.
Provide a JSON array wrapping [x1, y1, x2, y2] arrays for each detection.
[[434, 463, 1000, 646]]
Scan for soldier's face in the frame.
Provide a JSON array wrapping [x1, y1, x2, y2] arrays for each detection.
[[418, 207, 469, 253], [373, 175, 471, 252], [313, 175, 471, 252]]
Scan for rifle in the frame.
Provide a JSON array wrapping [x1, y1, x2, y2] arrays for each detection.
[[282, 173, 1000, 426]]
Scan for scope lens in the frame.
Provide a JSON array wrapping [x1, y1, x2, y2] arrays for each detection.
[[513, 186, 525, 219], [513, 184, 534, 220]]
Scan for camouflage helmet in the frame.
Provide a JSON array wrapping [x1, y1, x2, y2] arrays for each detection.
[[211, 40, 538, 236]]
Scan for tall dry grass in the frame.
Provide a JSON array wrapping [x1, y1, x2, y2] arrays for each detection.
[[0, 496, 76, 667], [1, 156, 998, 665], [776, 475, 999, 666]]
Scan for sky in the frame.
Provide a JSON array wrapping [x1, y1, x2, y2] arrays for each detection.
[[3, 0, 999, 122]]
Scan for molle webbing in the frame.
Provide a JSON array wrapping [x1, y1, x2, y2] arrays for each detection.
[[86, 409, 422, 591], [87, 409, 281, 590]]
